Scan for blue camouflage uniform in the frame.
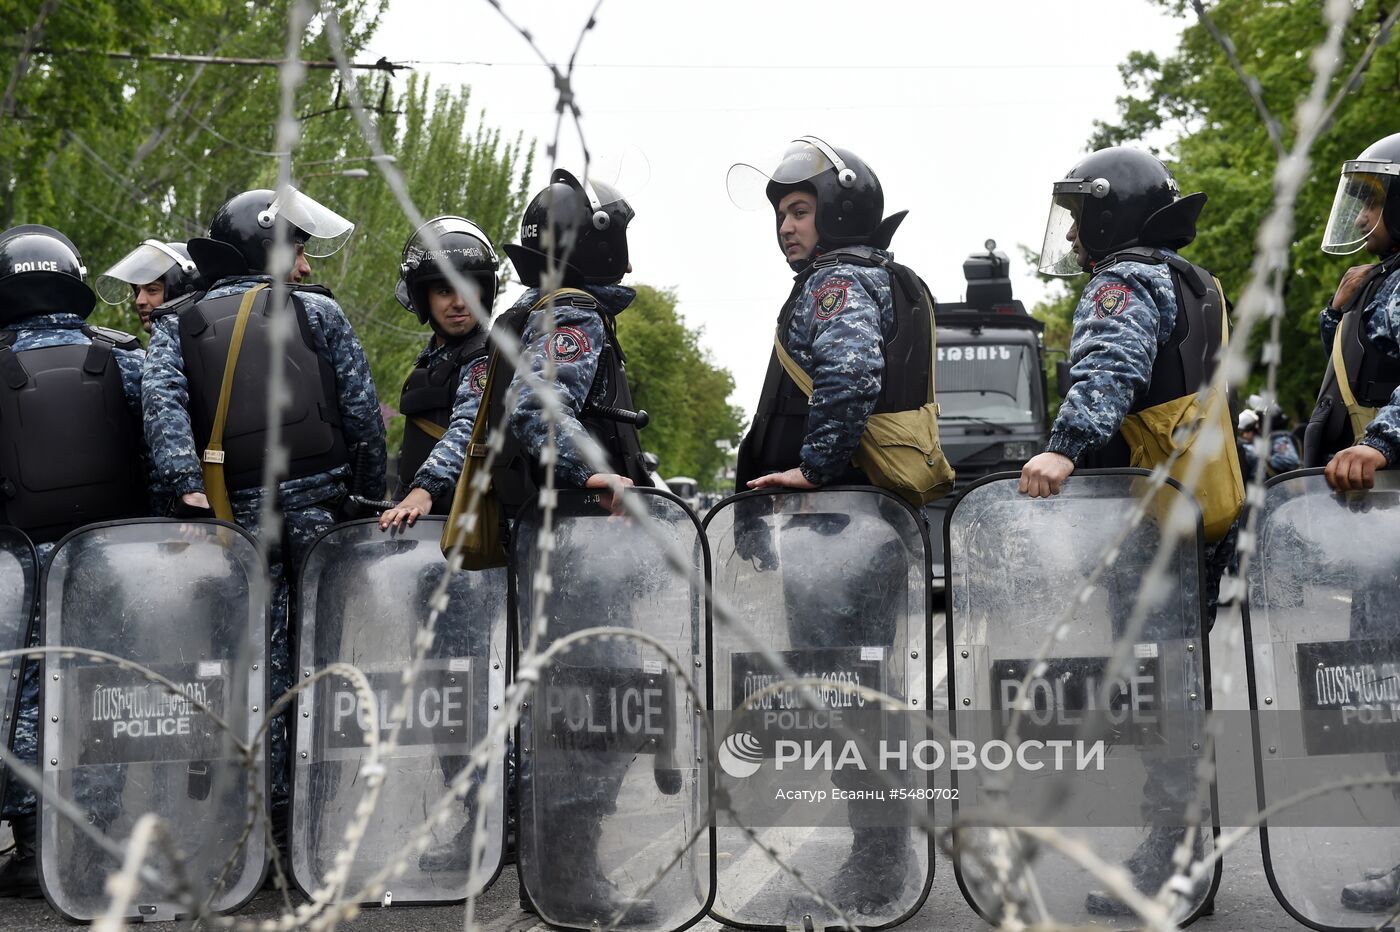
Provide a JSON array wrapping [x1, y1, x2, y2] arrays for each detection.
[[1320, 264, 1400, 462], [1046, 257, 1180, 463], [1048, 252, 1236, 609], [506, 284, 636, 487], [2, 313, 146, 820], [404, 336, 486, 503], [142, 275, 385, 818], [784, 253, 896, 484]]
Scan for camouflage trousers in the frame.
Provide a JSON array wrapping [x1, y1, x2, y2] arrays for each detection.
[[230, 500, 339, 823], [1, 542, 53, 819]]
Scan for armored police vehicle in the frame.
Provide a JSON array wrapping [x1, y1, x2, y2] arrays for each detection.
[[928, 241, 1051, 591]]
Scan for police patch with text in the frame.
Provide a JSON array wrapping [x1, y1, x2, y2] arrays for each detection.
[[548, 326, 592, 363], [814, 278, 852, 321], [1091, 283, 1132, 318]]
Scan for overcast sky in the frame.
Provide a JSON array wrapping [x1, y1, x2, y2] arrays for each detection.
[[369, 1, 1187, 419]]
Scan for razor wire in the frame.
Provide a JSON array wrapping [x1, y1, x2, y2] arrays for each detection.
[[3, 0, 1400, 930]]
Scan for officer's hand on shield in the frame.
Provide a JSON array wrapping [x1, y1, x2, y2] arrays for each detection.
[[174, 491, 213, 518], [1019, 451, 1075, 497], [746, 467, 818, 491], [1325, 443, 1387, 491], [585, 472, 634, 516], [379, 487, 432, 531], [1332, 264, 1376, 310]]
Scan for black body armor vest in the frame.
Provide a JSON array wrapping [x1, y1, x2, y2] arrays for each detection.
[[485, 291, 653, 514], [0, 326, 146, 542], [160, 285, 349, 492], [396, 328, 490, 506], [735, 247, 934, 489], [1304, 254, 1400, 467], [1075, 247, 1225, 469]]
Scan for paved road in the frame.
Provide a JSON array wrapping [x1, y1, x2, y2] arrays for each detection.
[[0, 829, 1313, 931]]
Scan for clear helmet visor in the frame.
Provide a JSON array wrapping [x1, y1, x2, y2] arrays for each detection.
[[726, 139, 837, 210], [1038, 194, 1087, 276], [263, 187, 355, 257], [1322, 168, 1392, 255], [95, 240, 189, 304]]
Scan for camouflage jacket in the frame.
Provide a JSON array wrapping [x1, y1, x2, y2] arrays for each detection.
[[782, 251, 895, 484], [506, 284, 635, 488], [142, 275, 387, 511], [1319, 262, 1400, 463], [405, 334, 488, 501], [1046, 253, 1181, 462]]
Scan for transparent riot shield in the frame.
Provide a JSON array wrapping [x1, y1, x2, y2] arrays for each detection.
[[947, 471, 1218, 928], [291, 517, 508, 905], [706, 488, 933, 930], [38, 520, 268, 921], [1246, 469, 1400, 930], [513, 488, 713, 931], [0, 526, 37, 805]]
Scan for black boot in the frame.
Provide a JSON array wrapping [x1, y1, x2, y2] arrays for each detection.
[[418, 821, 479, 874], [0, 815, 41, 899], [1341, 863, 1400, 912], [829, 827, 911, 916], [1084, 828, 1208, 917]]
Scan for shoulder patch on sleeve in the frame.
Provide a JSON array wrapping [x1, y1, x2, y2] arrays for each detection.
[[547, 326, 592, 363], [1091, 282, 1132, 319], [467, 358, 490, 395], [814, 277, 852, 320]]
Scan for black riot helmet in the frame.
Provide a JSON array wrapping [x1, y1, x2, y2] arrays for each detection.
[[1322, 132, 1400, 255], [187, 187, 354, 281], [1038, 147, 1206, 275], [0, 224, 95, 324], [503, 169, 633, 288], [395, 216, 500, 325], [727, 136, 908, 260], [96, 240, 205, 305]]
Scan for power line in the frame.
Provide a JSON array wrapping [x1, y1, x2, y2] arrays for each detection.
[[15, 45, 410, 73], [399, 58, 1124, 72]]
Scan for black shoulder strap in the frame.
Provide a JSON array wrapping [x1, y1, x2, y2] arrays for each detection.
[[150, 290, 204, 322], [0, 331, 25, 390], [293, 283, 336, 300], [82, 325, 142, 351], [811, 245, 882, 270]]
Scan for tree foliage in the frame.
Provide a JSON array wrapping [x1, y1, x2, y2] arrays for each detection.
[[616, 285, 745, 490], [1028, 0, 1400, 420]]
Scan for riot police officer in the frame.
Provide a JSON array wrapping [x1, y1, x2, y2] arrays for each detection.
[[1302, 132, 1400, 911], [0, 225, 149, 897], [1021, 147, 1242, 915], [728, 136, 927, 915], [379, 216, 498, 531], [457, 169, 653, 919], [1307, 132, 1400, 497], [141, 186, 386, 842], [96, 239, 205, 335]]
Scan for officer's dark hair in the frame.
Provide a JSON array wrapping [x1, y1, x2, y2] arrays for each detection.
[[503, 169, 633, 288], [0, 224, 96, 324], [764, 136, 907, 253], [395, 216, 500, 325], [187, 189, 310, 281], [1057, 147, 1206, 261]]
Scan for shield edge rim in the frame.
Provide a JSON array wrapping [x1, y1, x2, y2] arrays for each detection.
[[700, 485, 938, 932], [33, 517, 271, 922], [941, 468, 1222, 927], [511, 486, 719, 932]]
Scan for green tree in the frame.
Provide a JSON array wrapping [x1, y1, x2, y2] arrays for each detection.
[[1068, 0, 1400, 420], [616, 285, 745, 490]]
